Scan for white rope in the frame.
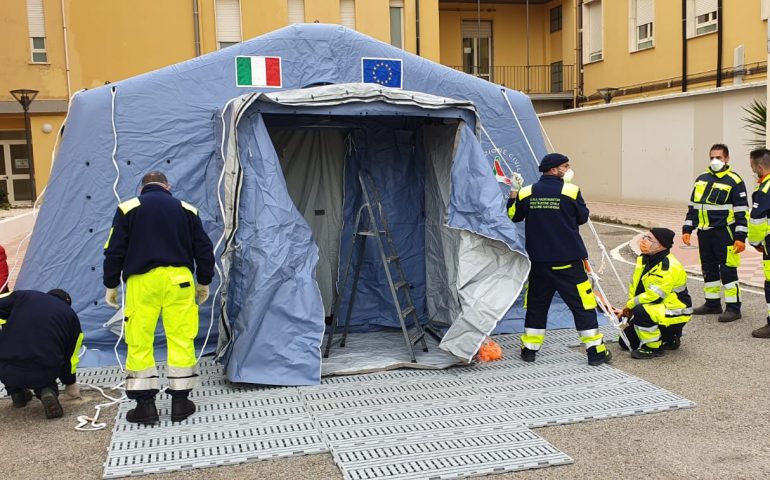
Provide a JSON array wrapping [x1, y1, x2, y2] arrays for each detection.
[[478, 122, 517, 180], [109, 86, 128, 373], [73, 382, 126, 431], [500, 89, 540, 170]]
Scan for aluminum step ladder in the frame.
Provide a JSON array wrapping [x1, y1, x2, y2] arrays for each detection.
[[323, 170, 429, 362]]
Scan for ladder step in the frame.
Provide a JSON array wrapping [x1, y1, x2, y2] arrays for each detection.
[[409, 330, 425, 345], [386, 255, 400, 263], [356, 230, 388, 237], [394, 280, 408, 290], [401, 305, 416, 317]]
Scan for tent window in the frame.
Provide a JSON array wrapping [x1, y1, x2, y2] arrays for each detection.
[[340, 0, 355, 30], [629, 0, 654, 52], [390, 1, 404, 49], [216, 0, 241, 49], [288, 0, 305, 24], [686, 0, 717, 37], [27, 0, 47, 63], [582, 0, 603, 63]]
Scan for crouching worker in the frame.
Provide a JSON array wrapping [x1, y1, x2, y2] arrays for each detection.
[[0, 289, 83, 418], [616, 228, 692, 359]]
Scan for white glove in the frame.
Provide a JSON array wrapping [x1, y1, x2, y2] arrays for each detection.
[[510, 172, 524, 191], [196, 284, 210, 305], [105, 287, 119, 309], [63, 383, 81, 400]]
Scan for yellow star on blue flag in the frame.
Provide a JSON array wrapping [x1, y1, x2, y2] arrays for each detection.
[[362, 58, 402, 88]]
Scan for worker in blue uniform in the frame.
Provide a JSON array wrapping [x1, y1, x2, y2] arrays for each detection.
[[103, 171, 214, 425], [507, 153, 611, 366], [0, 289, 83, 419]]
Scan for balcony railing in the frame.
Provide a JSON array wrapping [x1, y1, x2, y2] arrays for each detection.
[[448, 64, 575, 95]]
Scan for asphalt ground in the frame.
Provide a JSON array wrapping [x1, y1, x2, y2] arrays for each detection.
[[1, 221, 769, 479]]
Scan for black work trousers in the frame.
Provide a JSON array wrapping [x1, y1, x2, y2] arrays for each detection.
[[525, 261, 598, 332], [0, 362, 60, 399], [697, 227, 740, 312]]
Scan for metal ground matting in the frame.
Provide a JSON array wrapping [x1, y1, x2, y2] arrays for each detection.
[[93, 327, 694, 478]]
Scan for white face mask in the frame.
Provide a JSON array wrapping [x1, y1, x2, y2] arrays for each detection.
[[709, 158, 725, 172], [562, 168, 575, 183]]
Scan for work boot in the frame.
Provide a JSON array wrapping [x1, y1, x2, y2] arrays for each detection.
[[40, 387, 63, 419], [661, 336, 681, 351], [692, 302, 722, 315], [751, 323, 770, 338], [11, 389, 33, 408], [126, 398, 159, 425], [717, 310, 742, 323], [171, 396, 196, 422], [587, 348, 612, 366], [631, 345, 665, 359], [520, 347, 537, 363]]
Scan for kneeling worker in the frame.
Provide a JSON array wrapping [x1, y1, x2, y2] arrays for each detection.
[[0, 289, 83, 418], [617, 228, 692, 359]]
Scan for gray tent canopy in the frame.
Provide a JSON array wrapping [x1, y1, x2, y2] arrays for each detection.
[[216, 84, 527, 384]]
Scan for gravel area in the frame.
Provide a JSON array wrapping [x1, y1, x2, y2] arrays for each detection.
[[1, 221, 768, 479]]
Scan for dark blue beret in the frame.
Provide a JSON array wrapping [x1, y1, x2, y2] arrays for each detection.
[[539, 153, 569, 172]]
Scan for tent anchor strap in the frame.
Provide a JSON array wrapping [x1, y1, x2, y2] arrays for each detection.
[[323, 171, 429, 363]]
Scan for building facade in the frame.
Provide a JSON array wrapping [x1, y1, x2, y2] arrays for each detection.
[[0, 0, 767, 204]]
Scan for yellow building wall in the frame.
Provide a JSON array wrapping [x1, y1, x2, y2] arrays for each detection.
[[583, 1, 767, 103], [29, 114, 63, 191], [65, 1, 197, 90], [0, 0, 68, 101]]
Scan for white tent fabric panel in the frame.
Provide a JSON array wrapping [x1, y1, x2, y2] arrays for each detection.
[[274, 129, 345, 316]]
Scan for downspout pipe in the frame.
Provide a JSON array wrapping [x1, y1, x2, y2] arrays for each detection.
[[576, 0, 583, 107], [415, 0, 420, 56], [193, 0, 201, 57], [60, 0, 72, 98], [716, 0, 723, 87], [682, 0, 688, 92]]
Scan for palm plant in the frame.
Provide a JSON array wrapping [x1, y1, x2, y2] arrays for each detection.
[[741, 99, 767, 148]]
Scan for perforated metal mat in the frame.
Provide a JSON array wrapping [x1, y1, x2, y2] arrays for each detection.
[[95, 329, 694, 479]]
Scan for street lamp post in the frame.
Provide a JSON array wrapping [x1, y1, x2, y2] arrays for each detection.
[[10, 89, 39, 201]]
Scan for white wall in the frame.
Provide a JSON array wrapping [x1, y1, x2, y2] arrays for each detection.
[[539, 83, 766, 207]]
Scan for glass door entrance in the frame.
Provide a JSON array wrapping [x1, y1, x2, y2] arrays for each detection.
[[0, 141, 33, 205]]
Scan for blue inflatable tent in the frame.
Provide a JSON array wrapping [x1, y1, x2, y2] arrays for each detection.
[[17, 24, 580, 386]]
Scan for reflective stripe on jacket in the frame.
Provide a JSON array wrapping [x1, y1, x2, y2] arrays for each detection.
[[626, 251, 692, 325], [683, 166, 748, 240]]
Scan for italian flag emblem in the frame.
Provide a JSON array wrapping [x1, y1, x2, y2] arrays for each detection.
[[235, 56, 282, 88], [493, 157, 512, 185]]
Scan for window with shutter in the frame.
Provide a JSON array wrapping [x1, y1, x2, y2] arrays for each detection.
[[389, 1, 404, 49], [288, 0, 305, 24], [340, 0, 355, 30], [691, 0, 717, 36], [635, 0, 653, 50], [582, 0, 603, 63], [215, 0, 241, 49], [27, 0, 47, 63]]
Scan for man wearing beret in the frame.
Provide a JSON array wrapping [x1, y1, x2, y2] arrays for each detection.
[[507, 153, 611, 366], [615, 228, 692, 358]]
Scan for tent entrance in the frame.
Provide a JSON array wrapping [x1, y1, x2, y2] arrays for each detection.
[[265, 114, 463, 338]]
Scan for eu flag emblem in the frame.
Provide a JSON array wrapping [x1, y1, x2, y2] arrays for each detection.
[[362, 58, 403, 88]]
